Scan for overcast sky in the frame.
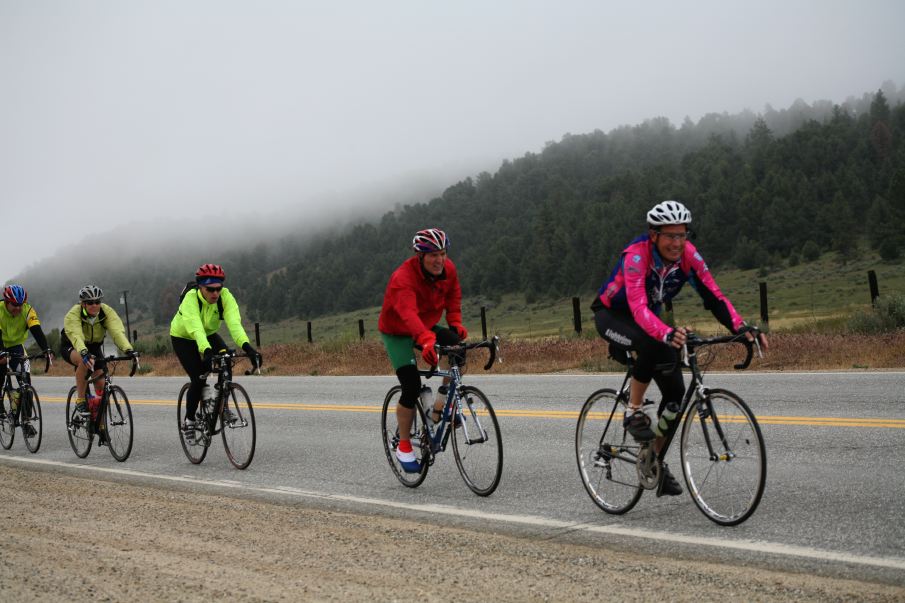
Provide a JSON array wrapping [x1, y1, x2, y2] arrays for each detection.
[[2, 0, 904, 284]]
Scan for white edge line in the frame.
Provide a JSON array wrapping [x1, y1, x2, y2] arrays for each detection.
[[5, 455, 904, 572]]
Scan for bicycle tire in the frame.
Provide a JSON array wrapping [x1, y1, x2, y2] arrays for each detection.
[[0, 387, 16, 449], [380, 385, 430, 488], [680, 388, 766, 526], [21, 385, 42, 454], [451, 385, 503, 496], [575, 388, 643, 514], [221, 383, 256, 470], [65, 386, 93, 458], [105, 385, 133, 462], [177, 383, 209, 464]]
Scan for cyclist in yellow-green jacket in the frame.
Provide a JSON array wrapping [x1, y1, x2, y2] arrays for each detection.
[[170, 263, 261, 442], [60, 285, 135, 417]]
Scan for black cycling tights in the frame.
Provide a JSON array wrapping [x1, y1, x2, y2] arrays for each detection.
[[172, 333, 227, 420], [594, 307, 685, 410]]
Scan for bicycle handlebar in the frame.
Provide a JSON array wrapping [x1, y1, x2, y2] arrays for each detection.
[[202, 349, 262, 377], [684, 327, 762, 370], [433, 335, 502, 371], [0, 350, 53, 374], [101, 353, 142, 376]]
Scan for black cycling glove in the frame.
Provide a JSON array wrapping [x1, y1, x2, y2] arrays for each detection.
[[242, 342, 262, 370]]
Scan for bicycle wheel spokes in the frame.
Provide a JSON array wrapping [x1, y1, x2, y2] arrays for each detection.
[[380, 386, 430, 488], [680, 389, 766, 526], [575, 388, 643, 514], [21, 386, 42, 453], [177, 383, 208, 464], [0, 388, 15, 450], [451, 386, 502, 496], [221, 383, 256, 469], [105, 386, 134, 462], [65, 387, 93, 458]]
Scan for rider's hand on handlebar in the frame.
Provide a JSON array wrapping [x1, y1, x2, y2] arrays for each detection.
[[242, 342, 262, 370], [449, 323, 468, 342], [737, 324, 769, 352], [666, 327, 688, 349], [202, 348, 215, 373], [80, 350, 94, 370], [415, 331, 439, 365]]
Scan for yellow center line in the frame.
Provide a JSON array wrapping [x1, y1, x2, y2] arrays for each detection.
[[37, 397, 905, 428]]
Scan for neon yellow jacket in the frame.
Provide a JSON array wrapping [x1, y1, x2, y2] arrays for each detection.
[[62, 303, 133, 354], [169, 287, 250, 354], [0, 302, 41, 348]]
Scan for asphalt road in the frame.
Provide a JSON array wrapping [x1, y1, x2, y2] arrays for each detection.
[[4, 371, 904, 584]]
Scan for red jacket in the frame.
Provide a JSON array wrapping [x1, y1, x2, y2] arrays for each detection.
[[378, 256, 463, 340]]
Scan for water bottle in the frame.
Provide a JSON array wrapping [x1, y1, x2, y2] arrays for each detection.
[[201, 384, 214, 415], [419, 385, 432, 411], [654, 401, 680, 437]]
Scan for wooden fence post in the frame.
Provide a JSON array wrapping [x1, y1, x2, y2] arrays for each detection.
[[254, 323, 261, 347], [358, 319, 365, 340], [759, 282, 769, 326], [480, 307, 487, 339], [307, 321, 313, 343], [572, 297, 582, 334], [868, 270, 880, 306]]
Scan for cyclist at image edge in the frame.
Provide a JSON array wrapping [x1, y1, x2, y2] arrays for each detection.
[[170, 263, 261, 442], [0, 285, 54, 426], [591, 200, 768, 495], [378, 228, 468, 473], [61, 285, 135, 417]]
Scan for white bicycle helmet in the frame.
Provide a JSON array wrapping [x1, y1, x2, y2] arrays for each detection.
[[78, 284, 104, 301], [412, 228, 450, 253], [647, 200, 692, 227]]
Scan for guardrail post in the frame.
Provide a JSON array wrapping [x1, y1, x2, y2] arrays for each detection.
[[759, 282, 769, 325], [307, 321, 313, 343], [132, 329, 138, 342], [480, 307, 487, 339], [358, 319, 365, 340], [572, 297, 582, 334], [868, 270, 880, 306]]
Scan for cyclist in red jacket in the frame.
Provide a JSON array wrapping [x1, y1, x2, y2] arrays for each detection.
[[378, 228, 468, 472]]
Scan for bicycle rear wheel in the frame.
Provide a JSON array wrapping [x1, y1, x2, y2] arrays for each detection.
[[680, 388, 766, 526], [575, 388, 643, 514], [380, 385, 430, 488], [177, 383, 209, 464], [65, 386, 93, 458], [105, 385, 133, 462], [21, 385, 42, 453], [451, 386, 502, 496], [0, 387, 16, 450], [221, 383, 256, 469]]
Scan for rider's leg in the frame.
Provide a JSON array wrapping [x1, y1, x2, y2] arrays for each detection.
[[651, 357, 684, 454], [395, 364, 422, 442], [68, 348, 91, 400], [172, 336, 207, 421]]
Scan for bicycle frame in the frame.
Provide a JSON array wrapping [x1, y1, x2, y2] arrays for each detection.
[[419, 336, 500, 457], [599, 333, 759, 473], [1, 351, 50, 422], [197, 352, 257, 437], [85, 354, 140, 433]]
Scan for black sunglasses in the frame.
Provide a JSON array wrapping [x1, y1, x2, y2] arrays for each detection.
[[204, 286, 223, 293]]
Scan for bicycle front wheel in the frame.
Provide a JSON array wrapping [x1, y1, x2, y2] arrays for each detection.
[[221, 383, 256, 470], [177, 383, 208, 464], [65, 386, 92, 458], [680, 388, 766, 526], [380, 385, 430, 488], [575, 388, 643, 514], [0, 387, 16, 450], [451, 386, 503, 496], [21, 385, 42, 453], [104, 385, 133, 462]]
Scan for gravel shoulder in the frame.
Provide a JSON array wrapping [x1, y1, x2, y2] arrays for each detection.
[[1, 465, 902, 602]]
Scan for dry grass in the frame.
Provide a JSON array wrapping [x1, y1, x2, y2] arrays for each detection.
[[41, 330, 904, 377]]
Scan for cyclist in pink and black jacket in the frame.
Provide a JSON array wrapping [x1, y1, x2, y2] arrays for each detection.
[[591, 200, 768, 495]]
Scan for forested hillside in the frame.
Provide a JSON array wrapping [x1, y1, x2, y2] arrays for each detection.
[[13, 86, 905, 327]]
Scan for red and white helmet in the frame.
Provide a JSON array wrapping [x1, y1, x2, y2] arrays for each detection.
[[412, 228, 449, 253]]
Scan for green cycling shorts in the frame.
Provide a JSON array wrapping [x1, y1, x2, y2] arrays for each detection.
[[380, 326, 441, 371]]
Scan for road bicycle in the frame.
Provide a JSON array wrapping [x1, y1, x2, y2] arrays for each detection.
[[0, 350, 51, 453], [576, 329, 766, 525], [381, 336, 503, 496], [66, 353, 140, 462], [177, 350, 258, 469]]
